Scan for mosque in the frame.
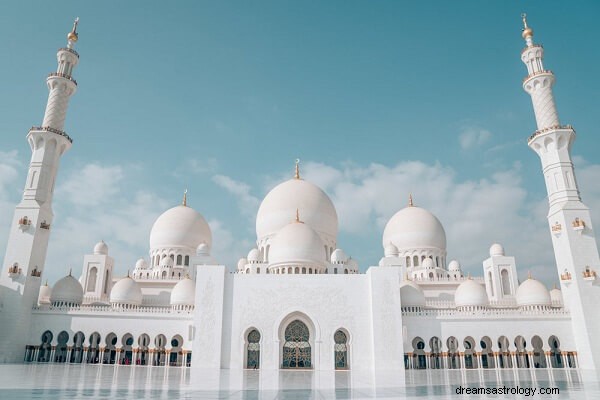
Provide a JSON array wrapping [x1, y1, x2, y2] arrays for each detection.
[[1, 15, 600, 379]]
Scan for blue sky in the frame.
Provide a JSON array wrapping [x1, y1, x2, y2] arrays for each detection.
[[1, 1, 599, 287]]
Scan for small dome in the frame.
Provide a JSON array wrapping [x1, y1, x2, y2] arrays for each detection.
[[383, 206, 446, 251], [149, 205, 212, 251], [454, 279, 488, 308], [159, 257, 174, 268], [196, 242, 210, 256], [347, 257, 358, 270], [516, 277, 551, 307], [256, 178, 338, 245], [448, 260, 461, 271], [331, 248, 347, 264], [269, 221, 325, 267], [171, 277, 196, 306], [549, 286, 563, 306], [383, 243, 399, 257], [237, 257, 248, 271], [38, 282, 52, 305], [400, 280, 426, 307], [50, 273, 84, 305], [422, 258, 435, 269], [489, 243, 505, 257], [247, 248, 261, 263], [135, 258, 148, 270], [110, 276, 143, 306], [93, 240, 108, 255]]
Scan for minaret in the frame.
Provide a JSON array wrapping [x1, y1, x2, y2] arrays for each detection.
[[522, 14, 600, 372], [0, 19, 80, 362]]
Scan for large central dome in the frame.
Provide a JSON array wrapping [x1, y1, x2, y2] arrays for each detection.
[[149, 205, 212, 250], [256, 178, 338, 245], [382, 205, 446, 251]]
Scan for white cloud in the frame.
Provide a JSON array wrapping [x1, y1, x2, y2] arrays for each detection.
[[212, 174, 260, 218], [299, 159, 600, 286], [459, 126, 493, 150], [57, 163, 124, 207]]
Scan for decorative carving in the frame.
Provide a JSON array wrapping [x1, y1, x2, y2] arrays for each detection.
[[583, 266, 597, 280], [31, 267, 42, 278], [8, 263, 22, 277], [572, 218, 585, 230], [560, 269, 571, 281], [40, 221, 51, 230], [551, 222, 562, 233], [18, 216, 31, 226]]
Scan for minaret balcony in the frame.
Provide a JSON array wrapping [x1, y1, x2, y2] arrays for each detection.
[[30, 267, 42, 278], [29, 126, 73, 144], [57, 47, 79, 58], [527, 124, 574, 144], [520, 43, 543, 55], [47, 72, 77, 86], [522, 70, 553, 83]]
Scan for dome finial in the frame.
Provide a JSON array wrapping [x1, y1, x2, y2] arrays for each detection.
[[294, 159, 301, 179], [521, 13, 534, 42], [295, 208, 303, 223], [182, 189, 188, 207], [408, 194, 414, 207], [68, 268, 72, 276], [126, 269, 130, 278], [528, 270, 532, 279], [67, 17, 79, 46]]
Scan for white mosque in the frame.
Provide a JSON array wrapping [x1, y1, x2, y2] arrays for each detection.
[[1, 15, 600, 379]]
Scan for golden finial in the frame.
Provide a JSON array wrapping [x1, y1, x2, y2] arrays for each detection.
[[68, 268, 72, 276], [44, 279, 48, 286], [126, 270, 130, 278], [182, 189, 188, 207], [408, 194, 414, 207], [467, 272, 471, 280], [294, 159, 301, 179], [295, 208, 303, 223], [521, 13, 533, 40], [528, 271, 532, 279], [67, 17, 79, 42]]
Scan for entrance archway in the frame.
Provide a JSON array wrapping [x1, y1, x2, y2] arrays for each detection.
[[282, 320, 311, 368]]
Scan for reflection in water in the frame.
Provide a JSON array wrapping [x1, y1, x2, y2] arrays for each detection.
[[0, 364, 597, 399]]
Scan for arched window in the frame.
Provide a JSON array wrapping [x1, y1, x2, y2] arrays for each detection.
[[548, 335, 563, 368], [257, 267, 260, 274], [429, 337, 442, 369], [184, 255, 190, 266], [488, 271, 494, 297], [170, 335, 184, 366], [71, 332, 85, 363], [295, 267, 299, 274], [406, 256, 411, 267], [177, 255, 183, 265], [334, 268, 338, 274], [87, 332, 101, 364], [246, 329, 261, 369], [501, 269, 511, 295], [413, 256, 419, 266], [282, 320, 311, 368], [38, 330, 53, 362], [87, 267, 97, 292], [531, 335, 546, 368], [411, 337, 426, 369], [103, 270, 110, 294], [170, 254, 175, 261], [121, 334, 134, 365], [54, 331, 69, 363], [334, 330, 348, 369], [137, 334, 150, 366]]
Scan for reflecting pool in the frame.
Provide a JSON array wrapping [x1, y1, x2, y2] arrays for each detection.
[[0, 364, 598, 399]]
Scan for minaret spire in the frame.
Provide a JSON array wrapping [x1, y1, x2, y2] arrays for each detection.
[[408, 194, 414, 207], [182, 189, 188, 206]]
